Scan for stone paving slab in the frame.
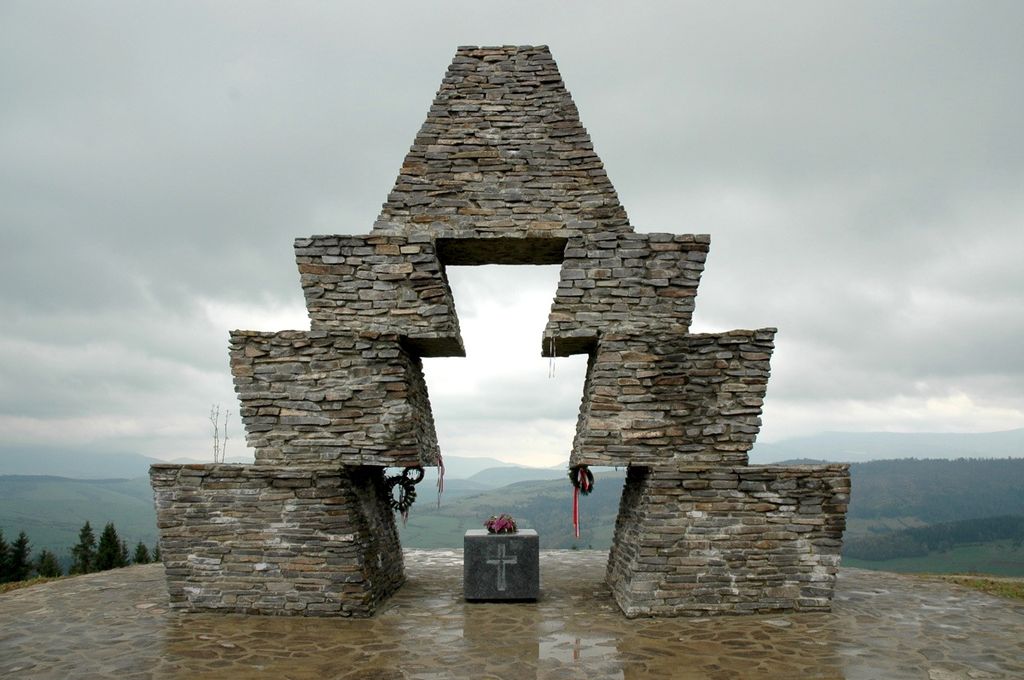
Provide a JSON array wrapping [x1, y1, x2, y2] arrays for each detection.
[[1, 551, 1022, 679]]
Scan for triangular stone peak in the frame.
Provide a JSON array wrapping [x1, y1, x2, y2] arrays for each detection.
[[373, 45, 632, 265]]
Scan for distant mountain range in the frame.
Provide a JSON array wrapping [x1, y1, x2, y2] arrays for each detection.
[[2, 426, 1021, 563], [2, 428, 1020, 480], [750, 428, 1024, 463]]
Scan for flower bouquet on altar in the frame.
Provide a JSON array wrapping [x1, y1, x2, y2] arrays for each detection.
[[484, 513, 518, 534]]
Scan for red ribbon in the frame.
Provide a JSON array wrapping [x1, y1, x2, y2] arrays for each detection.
[[573, 467, 591, 539], [436, 453, 445, 507], [573, 485, 580, 539]]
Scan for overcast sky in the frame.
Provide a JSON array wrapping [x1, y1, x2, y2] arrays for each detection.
[[2, 2, 1022, 468]]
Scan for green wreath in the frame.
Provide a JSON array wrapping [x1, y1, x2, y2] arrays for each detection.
[[385, 475, 417, 513], [384, 466, 425, 514]]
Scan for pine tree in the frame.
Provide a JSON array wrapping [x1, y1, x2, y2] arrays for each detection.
[[119, 539, 130, 567], [36, 550, 62, 578], [10, 532, 32, 582], [152, 544, 161, 562], [0, 529, 10, 583], [95, 523, 123, 571], [71, 521, 97, 574], [133, 542, 151, 565]]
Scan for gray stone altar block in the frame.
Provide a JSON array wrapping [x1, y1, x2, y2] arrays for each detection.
[[463, 529, 539, 601]]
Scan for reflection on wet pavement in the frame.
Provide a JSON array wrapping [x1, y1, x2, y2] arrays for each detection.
[[1, 550, 1021, 679]]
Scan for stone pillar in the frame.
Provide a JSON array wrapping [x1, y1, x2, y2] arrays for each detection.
[[607, 465, 850, 617], [151, 464, 403, 617]]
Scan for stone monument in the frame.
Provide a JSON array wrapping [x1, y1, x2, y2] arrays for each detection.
[[464, 529, 540, 601], [150, 45, 849, 618]]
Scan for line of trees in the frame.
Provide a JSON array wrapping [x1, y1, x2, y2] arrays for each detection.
[[0, 521, 160, 585]]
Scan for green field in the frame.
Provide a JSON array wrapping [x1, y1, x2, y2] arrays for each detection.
[[844, 540, 1024, 577]]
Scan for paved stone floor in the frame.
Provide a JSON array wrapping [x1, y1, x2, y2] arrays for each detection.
[[1, 550, 1022, 679]]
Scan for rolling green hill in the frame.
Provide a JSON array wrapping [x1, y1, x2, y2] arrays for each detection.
[[400, 471, 625, 549], [843, 540, 1024, 576], [844, 458, 1024, 546], [465, 465, 567, 487], [0, 476, 158, 561], [847, 458, 1024, 523], [847, 514, 1024, 556]]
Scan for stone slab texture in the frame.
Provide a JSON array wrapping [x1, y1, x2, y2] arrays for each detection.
[[295, 234, 464, 357], [606, 465, 850, 618], [373, 45, 631, 240], [229, 330, 439, 468], [543, 233, 709, 356], [570, 329, 777, 468], [150, 464, 403, 617], [150, 43, 848, 619], [464, 530, 540, 601]]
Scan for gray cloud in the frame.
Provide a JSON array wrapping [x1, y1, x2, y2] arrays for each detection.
[[2, 1, 1022, 465]]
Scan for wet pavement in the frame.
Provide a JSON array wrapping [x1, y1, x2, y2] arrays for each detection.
[[1, 550, 1022, 679]]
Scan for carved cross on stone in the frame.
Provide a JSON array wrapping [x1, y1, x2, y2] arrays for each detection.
[[463, 529, 539, 600], [486, 543, 518, 591]]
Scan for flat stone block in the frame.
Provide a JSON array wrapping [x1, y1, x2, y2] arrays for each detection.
[[463, 529, 539, 601]]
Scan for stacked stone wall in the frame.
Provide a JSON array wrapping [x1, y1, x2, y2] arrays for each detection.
[[570, 329, 775, 467], [543, 233, 709, 356], [295, 234, 463, 357], [229, 330, 439, 467], [373, 45, 631, 238], [150, 464, 403, 617], [607, 465, 850, 617]]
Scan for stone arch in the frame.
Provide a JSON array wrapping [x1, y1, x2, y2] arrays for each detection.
[[150, 45, 849, 617]]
